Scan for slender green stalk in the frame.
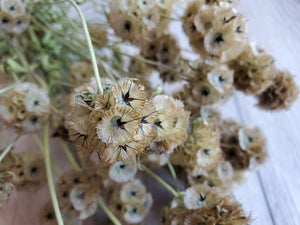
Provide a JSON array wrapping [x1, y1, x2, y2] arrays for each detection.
[[0, 144, 13, 163], [34, 134, 62, 176], [65, 0, 103, 94], [140, 163, 178, 197], [98, 199, 122, 225], [167, 161, 180, 192], [43, 123, 64, 225], [61, 141, 80, 171], [0, 136, 20, 163], [0, 84, 15, 96]]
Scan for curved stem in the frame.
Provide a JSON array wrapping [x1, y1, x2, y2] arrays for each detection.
[[167, 161, 179, 192], [140, 163, 178, 197], [0, 144, 13, 163], [98, 199, 122, 225], [0, 135, 20, 163], [43, 123, 64, 225], [65, 0, 103, 94], [61, 141, 80, 171]]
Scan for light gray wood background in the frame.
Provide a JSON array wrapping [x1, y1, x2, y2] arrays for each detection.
[[220, 1, 300, 225], [1, 0, 299, 225]]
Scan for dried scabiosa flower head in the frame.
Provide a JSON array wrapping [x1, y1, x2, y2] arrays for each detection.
[[256, 70, 299, 111], [230, 43, 276, 94], [0, 0, 29, 33], [0, 82, 50, 133], [152, 95, 190, 152], [108, 157, 137, 183], [108, 179, 153, 224]]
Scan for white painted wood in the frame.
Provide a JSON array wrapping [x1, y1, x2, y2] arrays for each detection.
[[234, 1, 300, 225]]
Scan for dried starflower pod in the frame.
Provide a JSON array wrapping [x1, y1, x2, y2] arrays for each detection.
[[1, 0, 26, 16], [204, 14, 247, 62], [207, 65, 234, 94], [68, 61, 94, 87], [109, 157, 137, 183], [39, 201, 58, 225], [111, 79, 148, 112], [0, 82, 50, 133], [188, 62, 233, 107], [256, 70, 299, 110], [12, 14, 29, 34], [220, 119, 267, 171], [109, 178, 153, 224], [123, 202, 147, 224], [184, 184, 224, 210], [70, 183, 100, 213], [96, 106, 140, 145], [153, 95, 190, 152], [141, 151, 169, 167], [109, 10, 141, 43], [102, 140, 144, 164], [120, 179, 146, 203], [23, 152, 46, 182], [230, 43, 276, 94]]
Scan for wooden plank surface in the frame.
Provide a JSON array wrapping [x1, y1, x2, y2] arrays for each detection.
[[234, 1, 300, 225]]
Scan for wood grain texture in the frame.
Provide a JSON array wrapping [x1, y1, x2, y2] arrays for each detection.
[[235, 1, 300, 225]]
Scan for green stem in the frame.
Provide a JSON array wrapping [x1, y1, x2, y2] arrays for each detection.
[[61, 141, 80, 171], [140, 163, 178, 197], [34, 134, 62, 176], [43, 123, 64, 225], [0, 84, 15, 96], [98, 199, 122, 225], [0, 135, 19, 163], [167, 161, 179, 192], [65, 0, 103, 94], [0, 144, 13, 163]]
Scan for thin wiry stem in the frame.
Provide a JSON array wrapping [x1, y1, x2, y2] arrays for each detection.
[[98, 199, 122, 225], [43, 123, 64, 225], [65, 0, 103, 94], [61, 141, 80, 171], [140, 163, 179, 197], [0, 136, 19, 163], [167, 161, 180, 192]]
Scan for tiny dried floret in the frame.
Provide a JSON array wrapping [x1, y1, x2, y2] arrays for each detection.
[[109, 157, 137, 183]]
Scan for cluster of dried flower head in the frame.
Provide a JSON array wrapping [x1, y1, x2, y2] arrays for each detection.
[[163, 184, 250, 225], [39, 157, 153, 225], [107, 178, 153, 224], [40, 169, 102, 225], [0, 0, 299, 224], [170, 108, 267, 190], [65, 78, 190, 165], [0, 0, 29, 34], [183, 0, 247, 63], [0, 82, 50, 133], [0, 151, 46, 191]]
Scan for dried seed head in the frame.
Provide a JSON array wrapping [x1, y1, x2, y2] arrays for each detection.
[[70, 184, 100, 211], [109, 157, 137, 183], [153, 95, 190, 152], [112, 79, 147, 112], [68, 61, 94, 87], [102, 140, 144, 164], [96, 106, 140, 145], [23, 152, 46, 182], [256, 70, 298, 110], [230, 43, 276, 94]]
